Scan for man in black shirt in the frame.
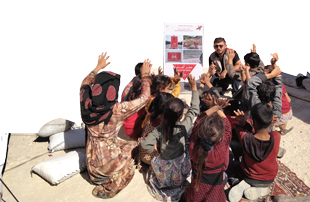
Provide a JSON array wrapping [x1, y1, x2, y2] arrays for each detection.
[[209, 37, 242, 94]]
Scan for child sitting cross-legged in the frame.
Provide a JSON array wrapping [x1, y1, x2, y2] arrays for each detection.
[[182, 94, 232, 202], [141, 74, 199, 201], [228, 103, 281, 201]]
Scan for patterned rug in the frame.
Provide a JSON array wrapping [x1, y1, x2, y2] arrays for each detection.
[[225, 160, 310, 201]]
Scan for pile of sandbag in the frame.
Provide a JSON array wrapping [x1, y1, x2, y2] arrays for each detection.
[[31, 118, 87, 185], [281, 72, 310, 102]]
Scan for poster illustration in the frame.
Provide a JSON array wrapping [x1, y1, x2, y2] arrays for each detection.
[[164, 23, 203, 89]]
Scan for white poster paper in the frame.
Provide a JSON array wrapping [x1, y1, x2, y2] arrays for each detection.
[[164, 23, 204, 89]]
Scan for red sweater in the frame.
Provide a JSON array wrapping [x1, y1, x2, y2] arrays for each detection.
[[237, 124, 280, 182]]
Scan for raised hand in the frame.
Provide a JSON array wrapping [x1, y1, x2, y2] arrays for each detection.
[[141, 59, 152, 77], [232, 109, 247, 126], [251, 44, 256, 53], [270, 53, 279, 65], [217, 98, 230, 109], [209, 62, 216, 76], [94, 52, 111, 73], [201, 94, 216, 107], [173, 67, 184, 83], [158, 66, 163, 75], [227, 49, 235, 61], [187, 74, 197, 91]]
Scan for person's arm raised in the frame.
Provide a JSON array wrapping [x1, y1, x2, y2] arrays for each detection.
[[92, 52, 111, 74], [266, 65, 281, 79], [81, 52, 111, 88]]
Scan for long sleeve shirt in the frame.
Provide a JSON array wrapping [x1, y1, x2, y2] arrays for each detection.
[[247, 73, 282, 118], [141, 90, 199, 160]]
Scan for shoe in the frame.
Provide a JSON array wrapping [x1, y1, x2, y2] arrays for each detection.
[[228, 180, 251, 202], [243, 187, 270, 200], [280, 127, 294, 136], [228, 177, 240, 187], [277, 147, 286, 158]]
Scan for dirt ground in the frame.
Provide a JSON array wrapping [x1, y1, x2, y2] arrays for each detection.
[[2, 90, 310, 202]]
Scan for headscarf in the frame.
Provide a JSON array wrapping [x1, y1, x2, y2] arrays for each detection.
[[80, 71, 120, 125]]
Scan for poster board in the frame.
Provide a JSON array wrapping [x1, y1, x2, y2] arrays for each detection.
[[164, 23, 204, 91]]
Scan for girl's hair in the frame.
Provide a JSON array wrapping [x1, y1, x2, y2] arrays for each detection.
[[151, 75, 172, 96], [192, 113, 224, 191], [264, 65, 274, 74], [135, 63, 143, 76], [128, 75, 142, 101], [161, 98, 185, 142], [149, 92, 174, 122]]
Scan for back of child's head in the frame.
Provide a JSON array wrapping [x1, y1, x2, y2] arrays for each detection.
[[162, 98, 185, 142], [223, 99, 239, 116], [199, 90, 220, 112], [149, 92, 174, 122], [128, 75, 142, 101], [151, 75, 172, 96], [193, 113, 224, 190], [264, 65, 274, 74], [257, 80, 276, 104], [244, 52, 260, 68], [251, 103, 273, 130], [134, 63, 143, 76]]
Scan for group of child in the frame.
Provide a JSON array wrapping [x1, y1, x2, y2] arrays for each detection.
[[79, 45, 293, 201]]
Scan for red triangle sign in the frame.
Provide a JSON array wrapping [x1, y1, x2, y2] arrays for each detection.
[[173, 64, 196, 80]]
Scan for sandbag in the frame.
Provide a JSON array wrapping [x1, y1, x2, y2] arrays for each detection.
[[302, 78, 310, 91], [31, 151, 86, 185], [281, 72, 299, 88], [37, 118, 76, 137], [48, 129, 85, 153]]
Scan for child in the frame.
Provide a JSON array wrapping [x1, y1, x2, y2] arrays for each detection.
[[141, 68, 183, 129], [80, 53, 152, 198], [264, 57, 293, 135], [183, 95, 232, 202], [138, 92, 174, 170], [141, 74, 199, 201], [228, 103, 281, 201]]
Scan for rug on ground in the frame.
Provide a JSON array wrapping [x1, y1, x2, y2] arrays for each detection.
[[225, 160, 310, 202]]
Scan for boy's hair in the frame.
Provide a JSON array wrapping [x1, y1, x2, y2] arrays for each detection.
[[149, 92, 174, 122], [151, 75, 172, 96], [214, 37, 226, 44], [264, 65, 274, 74], [257, 80, 276, 104], [244, 52, 260, 68], [162, 98, 185, 142], [251, 103, 273, 130], [192, 113, 224, 191], [134, 63, 143, 76]]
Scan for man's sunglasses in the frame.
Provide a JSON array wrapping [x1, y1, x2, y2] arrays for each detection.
[[214, 45, 224, 48]]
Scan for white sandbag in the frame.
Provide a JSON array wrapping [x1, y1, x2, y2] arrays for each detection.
[[31, 151, 87, 185], [281, 72, 298, 88], [37, 118, 76, 137], [48, 129, 85, 153], [302, 78, 310, 91]]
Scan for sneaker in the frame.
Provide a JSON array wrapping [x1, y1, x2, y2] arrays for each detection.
[[228, 180, 251, 202], [243, 187, 270, 200], [277, 147, 286, 158], [280, 127, 294, 136]]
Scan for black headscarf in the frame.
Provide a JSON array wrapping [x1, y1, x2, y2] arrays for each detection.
[[80, 71, 120, 125]]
